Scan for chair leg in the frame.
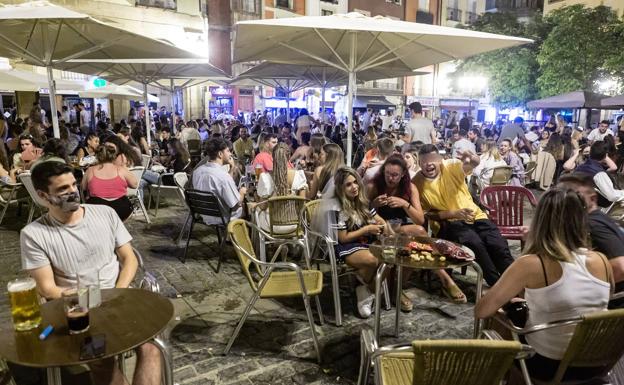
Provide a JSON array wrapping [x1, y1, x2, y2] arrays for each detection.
[[117, 353, 127, 376], [0, 203, 8, 225], [215, 226, 225, 273], [176, 213, 191, 245], [314, 295, 325, 326], [224, 289, 262, 356], [381, 279, 391, 311], [181, 220, 195, 264], [136, 195, 151, 224], [303, 294, 322, 364], [154, 189, 161, 217], [329, 255, 343, 327], [152, 336, 174, 385], [357, 328, 376, 385]]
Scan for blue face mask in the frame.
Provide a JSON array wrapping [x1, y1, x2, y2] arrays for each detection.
[[46, 191, 81, 212]]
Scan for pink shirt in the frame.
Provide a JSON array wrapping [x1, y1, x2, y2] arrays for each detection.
[[253, 152, 273, 173]]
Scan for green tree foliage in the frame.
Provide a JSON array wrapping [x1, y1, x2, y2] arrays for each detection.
[[449, 12, 548, 109], [537, 5, 621, 97]]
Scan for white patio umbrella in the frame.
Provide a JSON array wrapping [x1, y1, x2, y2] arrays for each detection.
[[79, 84, 160, 103], [234, 12, 532, 165], [57, 58, 229, 142], [0, 67, 84, 92], [0, 1, 200, 139], [232, 61, 426, 122]]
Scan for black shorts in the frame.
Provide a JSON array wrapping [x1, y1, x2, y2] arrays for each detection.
[[86, 196, 134, 221]]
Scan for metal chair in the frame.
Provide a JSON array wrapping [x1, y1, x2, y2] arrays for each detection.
[[480, 186, 537, 249], [520, 161, 537, 186], [148, 161, 191, 216], [173, 172, 190, 244], [18, 172, 47, 223], [0, 181, 28, 225], [180, 189, 231, 269], [225, 219, 324, 363], [126, 166, 151, 224], [141, 154, 151, 169], [301, 200, 391, 327], [357, 327, 531, 385], [186, 139, 202, 165], [492, 308, 624, 385]]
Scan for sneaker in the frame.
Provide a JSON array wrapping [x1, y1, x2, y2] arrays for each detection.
[[356, 285, 374, 318]]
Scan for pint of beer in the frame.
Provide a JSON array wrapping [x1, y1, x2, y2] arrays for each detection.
[[8, 278, 41, 331], [254, 164, 263, 178]]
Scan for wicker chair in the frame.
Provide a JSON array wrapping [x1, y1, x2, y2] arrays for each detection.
[[301, 200, 391, 327], [255, 195, 307, 263], [492, 308, 624, 385], [357, 327, 530, 385], [225, 219, 324, 362]]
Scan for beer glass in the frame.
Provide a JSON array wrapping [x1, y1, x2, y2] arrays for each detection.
[[78, 270, 101, 308], [254, 164, 263, 179], [7, 277, 41, 331], [62, 288, 90, 334]]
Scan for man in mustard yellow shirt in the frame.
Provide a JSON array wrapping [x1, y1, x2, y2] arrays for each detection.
[[413, 144, 514, 286]]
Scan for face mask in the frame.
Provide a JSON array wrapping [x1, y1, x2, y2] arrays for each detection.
[[46, 191, 81, 213]]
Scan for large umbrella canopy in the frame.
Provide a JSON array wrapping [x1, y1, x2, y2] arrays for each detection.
[[234, 12, 532, 165], [57, 58, 229, 140], [601, 94, 624, 108], [79, 84, 160, 103], [527, 91, 609, 109], [0, 67, 84, 92], [0, 1, 200, 138]]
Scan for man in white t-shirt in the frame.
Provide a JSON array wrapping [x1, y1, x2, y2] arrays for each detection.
[[587, 120, 614, 143], [20, 161, 162, 385], [405, 102, 436, 144], [381, 110, 394, 132]]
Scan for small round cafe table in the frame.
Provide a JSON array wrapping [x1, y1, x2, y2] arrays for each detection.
[[368, 236, 483, 344], [0, 288, 174, 385]]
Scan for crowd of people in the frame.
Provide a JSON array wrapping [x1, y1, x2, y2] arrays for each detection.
[[4, 97, 624, 384]]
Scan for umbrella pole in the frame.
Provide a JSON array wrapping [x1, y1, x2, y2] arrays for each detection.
[[46, 66, 60, 139], [346, 32, 356, 167], [170, 78, 175, 131], [143, 83, 151, 146], [286, 79, 291, 124], [321, 68, 326, 123]]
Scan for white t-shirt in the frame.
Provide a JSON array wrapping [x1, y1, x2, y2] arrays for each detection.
[[587, 128, 614, 142], [20, 205, 131, 290], [406, 116, 435, 144]]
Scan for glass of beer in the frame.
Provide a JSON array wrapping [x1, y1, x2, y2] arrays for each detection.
[[7, 277, 41, 331], [254, 164, 263, 179], [62, 288, 89, 334]]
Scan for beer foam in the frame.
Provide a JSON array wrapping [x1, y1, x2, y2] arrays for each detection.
[[8, 279, 36, 292]]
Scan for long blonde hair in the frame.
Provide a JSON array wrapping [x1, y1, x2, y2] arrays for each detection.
[[524, 187, 589, 263], [334, 167, 371, 229], [318, 143, 344, 192], [271, 143, 290, 196], [483, 139, 501, 161]]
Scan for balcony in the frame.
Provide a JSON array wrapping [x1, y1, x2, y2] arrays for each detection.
[[486, 0, 544, 11], [446, 7, 462, 22], [416, 10, 434, 24], [232, 0, 262, 15], [466, 11, 478, 24], [358, 80, 404, 95], [485, 0, 497, 10], [135, 0, 176, 10], [275, 0, 292, 10]]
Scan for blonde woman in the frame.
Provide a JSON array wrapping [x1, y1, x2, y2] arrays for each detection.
[[402, 145, 420, 178], [307, 143, 344, 199], [333, 167, 389, 318], [472, 139, 507, 186], [476, 188, 612, 382]]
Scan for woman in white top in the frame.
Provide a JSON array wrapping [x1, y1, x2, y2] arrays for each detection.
[[476, 187, 613, 382], [255, 143, 307, 233], [472, 139, 506, 187]]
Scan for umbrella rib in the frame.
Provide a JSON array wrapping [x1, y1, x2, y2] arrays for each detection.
[[357, 31, 381, 65], [358, 56, 402, 72], [49, 20, 64, 64], [314, 28, 348, 69], [24, 19, 38, 55], [63, 23, 116, 60], [278, 42, 346, 72], [0, 34, 45, 66], [55, 36, 129, 63], [356, 35, 421, 71]]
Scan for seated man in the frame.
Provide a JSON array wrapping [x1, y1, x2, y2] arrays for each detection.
[[412, 144, 514, 286], [574, 141, 621, 206], [558, 174, 624, 308], [193, 138, 247, 224], [20, 161, 161, 385], [252, 133, 278, 173]]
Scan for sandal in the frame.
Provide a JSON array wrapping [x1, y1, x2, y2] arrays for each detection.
[[441, 284, 467, 304]]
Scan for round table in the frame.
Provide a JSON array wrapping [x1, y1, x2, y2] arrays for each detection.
[[368, 236, 483, 343], [0, 288, 174, 385]]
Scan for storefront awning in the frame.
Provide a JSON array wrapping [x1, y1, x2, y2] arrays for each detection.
[[353, 96, 395, 109]]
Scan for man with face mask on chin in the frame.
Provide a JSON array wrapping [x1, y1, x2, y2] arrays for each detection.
[[20, 161, 163, 385]]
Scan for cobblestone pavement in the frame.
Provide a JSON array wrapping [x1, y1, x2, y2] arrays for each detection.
[[0, 197, 526, 385]]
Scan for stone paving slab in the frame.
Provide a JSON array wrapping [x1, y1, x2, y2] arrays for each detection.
[[0, 200, 526, 385]]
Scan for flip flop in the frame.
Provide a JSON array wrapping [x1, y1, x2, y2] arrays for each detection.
[[441, 284, 467, 304]]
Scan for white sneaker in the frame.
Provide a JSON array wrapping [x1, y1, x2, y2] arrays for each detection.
[[356, 285, 375, 318]]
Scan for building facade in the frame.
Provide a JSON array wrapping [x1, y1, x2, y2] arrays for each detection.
[[544, 0, 624, 16]]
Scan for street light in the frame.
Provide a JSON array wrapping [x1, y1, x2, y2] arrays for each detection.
[[459, 75, 487, 118]]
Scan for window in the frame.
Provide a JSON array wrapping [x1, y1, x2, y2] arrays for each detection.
[[232, 0, 261, 14], [135, 0, 176, 10], [386, 0, 401, 4], [322, 9, 333, 16], [320, 0, 339, 3], [446, 6, 462, 21], [275, 0, 292, 9], [418, 0, 429, 11]]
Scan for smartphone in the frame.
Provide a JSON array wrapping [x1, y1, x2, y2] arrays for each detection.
[[79, 334, 107, 360]]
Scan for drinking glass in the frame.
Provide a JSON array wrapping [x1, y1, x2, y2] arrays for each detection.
[[7, 278, 41, 331], [78, 269, 101, 308], [388, 219, 402, 233], [62, 288, 90, 334], [380, 234, 398, 263]]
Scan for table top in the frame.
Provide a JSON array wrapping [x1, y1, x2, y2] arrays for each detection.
[[0, 288, 173, 368], [369, 235, 475, 270]]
